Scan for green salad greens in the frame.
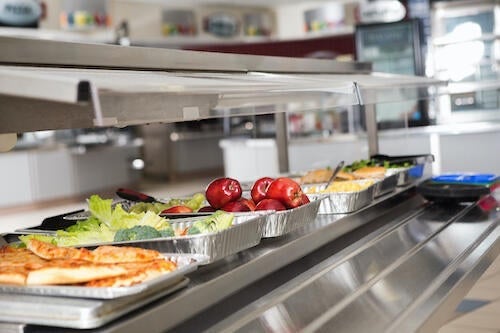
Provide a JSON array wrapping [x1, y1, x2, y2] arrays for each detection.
[[343, 159, 412, 172], [20, 194, 233, 247], [128, 192, 206, 214]]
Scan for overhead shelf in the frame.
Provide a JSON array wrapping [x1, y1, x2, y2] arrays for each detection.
[[0, 36, 446, 134]]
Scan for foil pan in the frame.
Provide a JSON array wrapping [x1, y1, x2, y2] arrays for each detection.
[[0, 278, 189, 329], [373, 172, 399, 198], [261, 198, 323, 238], [387, 165, 425, 187], [0, 253, 205, 299], [100, 213, 267, 264], [305, 182, 375, 214]]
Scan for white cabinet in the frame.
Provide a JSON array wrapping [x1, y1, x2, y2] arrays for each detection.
[[30, 148, 74, 202], [0, 151, 33, 208], [0, 145, 141, 208]]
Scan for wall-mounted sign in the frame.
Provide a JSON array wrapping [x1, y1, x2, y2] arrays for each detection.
[[359, 0, 406, 24], [0, 0, 41, 27], [204, 12, 239, 38]]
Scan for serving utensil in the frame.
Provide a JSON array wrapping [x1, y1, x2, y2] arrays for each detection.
[[325, 161, 345, 189], [116, 188, 167, 204]]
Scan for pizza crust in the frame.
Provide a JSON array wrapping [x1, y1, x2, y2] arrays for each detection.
[[26, 263, 128, 285], [0, 242, 177, 287]]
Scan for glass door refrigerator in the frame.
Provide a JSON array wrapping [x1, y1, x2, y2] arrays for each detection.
[[355, 19, 430, 128]]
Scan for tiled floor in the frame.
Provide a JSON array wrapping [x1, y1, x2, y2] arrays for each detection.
[[439, 255, 500, 333], [0, 176, 498, 333]]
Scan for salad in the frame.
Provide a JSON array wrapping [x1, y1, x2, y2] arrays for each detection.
[[21, 195, 234, 247]]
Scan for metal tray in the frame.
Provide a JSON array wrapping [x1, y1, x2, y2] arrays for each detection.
[[305, 182, 375, 214], [387, 166, 423, 187], [261, 198, 323, 238], [0, 253, 206, 299], [87, 213, 268, 264], [0, 277, 189, 329], [373, 172, 399, 198]]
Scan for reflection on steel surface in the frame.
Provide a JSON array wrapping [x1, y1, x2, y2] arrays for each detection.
[[211, 202, 499, 333]]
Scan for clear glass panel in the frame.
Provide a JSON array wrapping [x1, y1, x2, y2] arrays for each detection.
[[442, 11, 495, 35]]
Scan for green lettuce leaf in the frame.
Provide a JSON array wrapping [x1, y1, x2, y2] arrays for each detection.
[[54, 224, 114, 247], [87, 195, 113, 225], [137, 211, 171, 230]]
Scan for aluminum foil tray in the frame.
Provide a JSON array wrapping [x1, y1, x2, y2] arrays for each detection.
[[261, 198, 323, 238], [0, 277, 189, 329], [387, 165, 425, 187], [0, 253, 205, 299], [101, 213, 267, 264], [305, 182, 375, 214], [373, 172, 399, 198]]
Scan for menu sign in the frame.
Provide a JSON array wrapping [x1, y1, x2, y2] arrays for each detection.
[[359, 0, 406, 24]]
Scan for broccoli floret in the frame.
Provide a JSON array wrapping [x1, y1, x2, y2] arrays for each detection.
[[113, 225, 161, 242], [187, 225, 202, 235], [159, 226, 175, 237]]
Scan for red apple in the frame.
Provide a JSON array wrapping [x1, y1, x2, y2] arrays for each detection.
[[161, 205, 193, 214], [251, 177, 274, 204], [301, 194, 310, 205], [255, 198, 286, 211], [198, 206, 216, 212], [205, 177, 242, 209], [266, 177, 304, 209], [239, 197, 256, 211], [221, 200, 251, 212]]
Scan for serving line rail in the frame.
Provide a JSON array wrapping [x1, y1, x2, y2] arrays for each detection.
[[5, 186, 498, 332]]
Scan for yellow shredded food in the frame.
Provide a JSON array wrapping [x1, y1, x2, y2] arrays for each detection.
[[307, 180, 375, 194]]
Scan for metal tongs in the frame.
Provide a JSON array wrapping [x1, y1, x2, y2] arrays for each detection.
[[325, 160, 345, 189]]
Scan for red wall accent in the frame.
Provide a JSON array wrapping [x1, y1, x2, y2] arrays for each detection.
[[183, 34, 355, 59]]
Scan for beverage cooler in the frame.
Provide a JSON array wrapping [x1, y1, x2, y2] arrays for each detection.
[[355, 19, 430, 128], [0, 36, 499, 333]]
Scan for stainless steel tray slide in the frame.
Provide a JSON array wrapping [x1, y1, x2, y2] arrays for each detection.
[[208, 201, 500, 333], [101, 213, 267, 264], [0, 277, 189, 329], [261, 198, 323, 238], [0, 253, 205, 299], [305, 182, 375, 214]]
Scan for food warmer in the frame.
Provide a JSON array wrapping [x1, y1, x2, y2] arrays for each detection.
[[0, 36, 499, 333]]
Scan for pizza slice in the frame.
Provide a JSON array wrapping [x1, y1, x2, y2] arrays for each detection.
[[0, 247, 47, 268], [26, 239, 94, 261], [0, 266, 29, 285], [0, 242, 178, 287], [26, 260, 128, 285], [91, 245, 164, 264], [85, 260, 177, 287]]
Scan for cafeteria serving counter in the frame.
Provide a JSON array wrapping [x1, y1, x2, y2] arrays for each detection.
[[8, 185, 498, 333]]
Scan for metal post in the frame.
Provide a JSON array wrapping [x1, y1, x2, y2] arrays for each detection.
[[354, 82, 379, 158], [364, 103, 379, 157], [275, 112, 290, 173]]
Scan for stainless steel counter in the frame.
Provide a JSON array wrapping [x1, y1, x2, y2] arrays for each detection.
[[4, 186, 499, 333]]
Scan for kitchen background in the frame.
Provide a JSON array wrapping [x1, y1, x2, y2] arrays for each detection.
[[0, 0, 499, 210]]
